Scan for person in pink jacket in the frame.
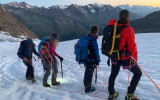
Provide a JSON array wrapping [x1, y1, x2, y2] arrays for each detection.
[[41, 33, 63, 87]]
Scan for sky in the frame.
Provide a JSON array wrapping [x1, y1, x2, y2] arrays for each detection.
[[1, 0, 160, 7]]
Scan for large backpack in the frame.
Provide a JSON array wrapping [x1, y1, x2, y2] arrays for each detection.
[[18, 39, 35, 59], [19, 40, 26, 57], [38, 37, 49, 54], [75, 37, 96, 64], [75, 38, 89, 64], [101, 22, 128, 65]]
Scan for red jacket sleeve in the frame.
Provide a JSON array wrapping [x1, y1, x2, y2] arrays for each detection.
[[125, 27, 138, 61]]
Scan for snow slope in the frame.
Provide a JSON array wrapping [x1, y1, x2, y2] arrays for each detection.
[[0, 33, 160, 100]]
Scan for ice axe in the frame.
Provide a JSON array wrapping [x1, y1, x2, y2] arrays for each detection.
[[95, 65, 98, 84], [60, 60, 63, 78]]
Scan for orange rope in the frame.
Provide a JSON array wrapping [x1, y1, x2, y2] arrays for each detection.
[[41, 48, 100, 93], [40, 46, 160, 99], [131, 56, 160, 91], [126, 58, 132, 100]]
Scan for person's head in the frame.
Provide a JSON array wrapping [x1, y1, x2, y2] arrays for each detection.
[[118, 10, 130, 24], [88, 25, 99, 38], [49, 33, 59, 47]]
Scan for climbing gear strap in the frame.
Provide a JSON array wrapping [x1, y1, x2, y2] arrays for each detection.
[[109, 22, 117, 56], [108, 22, 117, 67]]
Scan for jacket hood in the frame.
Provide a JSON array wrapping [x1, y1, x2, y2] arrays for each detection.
[[25, 38, 33, 46], [108, 19, 130, 26], [86, 35, 97, 41]]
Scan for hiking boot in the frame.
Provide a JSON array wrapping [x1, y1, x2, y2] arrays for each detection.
[[85, 87, 96, 93], [108, 91, 119, 100], [125, 94, 140, 100], [90, 87, 96, 92], [26, 77, 31, 80], [31, 78, 36, 83], [52, 82, 60, 86], [43, 83, 51, 87]]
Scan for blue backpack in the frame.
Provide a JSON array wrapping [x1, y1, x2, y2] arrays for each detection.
[[75, 38, 89, 64], [38, 37, 49, 54]]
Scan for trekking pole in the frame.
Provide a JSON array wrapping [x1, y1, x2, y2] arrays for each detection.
[[61, 60, 63, 78], [33, 56, 36, 61], [95, 65, 98, 84], [131, 56, 160, 91]]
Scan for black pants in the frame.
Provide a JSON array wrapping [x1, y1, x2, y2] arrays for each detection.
[[84, 62, 95, 92], [24, 62, 34, 79], [108, 61, 142, 95]]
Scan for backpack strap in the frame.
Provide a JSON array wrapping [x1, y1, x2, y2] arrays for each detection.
[[110, 22, 118, 56], [45, 41, 50, 51], [107, 25, 129, 66]]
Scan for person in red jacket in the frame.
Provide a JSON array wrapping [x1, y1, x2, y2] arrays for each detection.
[[107, 10, 142, 100]]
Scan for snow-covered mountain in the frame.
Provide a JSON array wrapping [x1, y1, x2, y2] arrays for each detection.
[[49, 5, 68, 9], [0, 33, 160, 100], [4, 1, 36, 9], [3, 2, 142, 41], [118, 4, 160, 16], [49, 3, 107, 9]]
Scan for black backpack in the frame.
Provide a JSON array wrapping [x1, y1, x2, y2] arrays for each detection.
[[87, 40, 97, 62], [101, 22, 128, 66], [20, 40, 26, 57]]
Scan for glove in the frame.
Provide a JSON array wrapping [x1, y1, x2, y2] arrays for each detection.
[[95, 61, 99, 65], [58, 56, 64, 62], [23, 57, 28, 64], [38, 56, 41, 59]]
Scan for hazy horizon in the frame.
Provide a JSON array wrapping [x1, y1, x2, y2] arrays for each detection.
[[1, 0, 160, 7]]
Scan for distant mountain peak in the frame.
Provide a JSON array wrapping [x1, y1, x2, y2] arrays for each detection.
[[49, 5, 68, 9], [6, 1, 35, 8], [118, 5, 160, 16], [92, 3, 105, 7]]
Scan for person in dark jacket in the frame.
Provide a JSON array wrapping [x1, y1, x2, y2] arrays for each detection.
[[107, 10, 142, 100], [84, 26, 100, 93], [17, 38, 40, 83]]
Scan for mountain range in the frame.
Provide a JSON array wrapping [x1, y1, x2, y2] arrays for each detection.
[[1, 2, 160, 40], [118, 4, 160, 16], [0, 3, 36, 38], [131, 10, 160, 33], [3, 2, 141, 41]]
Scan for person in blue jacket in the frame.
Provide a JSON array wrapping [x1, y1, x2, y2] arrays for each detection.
[[84, 26, 100, 93], [17, 38, 40, 83]]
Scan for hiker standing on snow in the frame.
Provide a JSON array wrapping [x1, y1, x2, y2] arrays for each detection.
[[75, 26, 100, 93], [84, 26, 100, 93], [40, 33, 63, 87], [17, 38, 40, 83], [102, 10, 142, 100]]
